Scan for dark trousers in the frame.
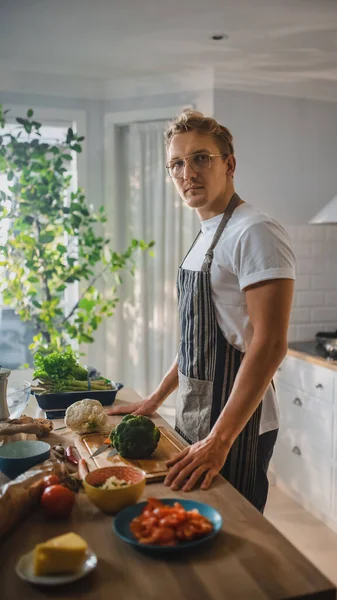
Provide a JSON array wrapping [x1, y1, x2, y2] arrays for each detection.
[[251, 428, 278, 514]]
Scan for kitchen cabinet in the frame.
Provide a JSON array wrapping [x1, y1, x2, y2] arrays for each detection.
[[272, 350, 337, 532]]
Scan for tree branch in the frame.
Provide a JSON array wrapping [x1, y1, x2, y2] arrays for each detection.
[[62, 264, 109, 325], [36, 219, 52, 303]]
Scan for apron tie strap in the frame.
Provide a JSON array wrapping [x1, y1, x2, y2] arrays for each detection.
[[201, 193, 241, 272]]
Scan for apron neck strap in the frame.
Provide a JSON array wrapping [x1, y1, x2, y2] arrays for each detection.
[[201, 192, 242, 272]]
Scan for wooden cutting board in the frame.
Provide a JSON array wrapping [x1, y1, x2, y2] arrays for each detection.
[[77, 427, 185, 483]]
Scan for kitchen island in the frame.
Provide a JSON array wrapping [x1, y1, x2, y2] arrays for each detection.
[[0, 389, 336, 600]]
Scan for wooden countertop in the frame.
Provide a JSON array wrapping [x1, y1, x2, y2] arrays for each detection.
[[1, 390, 336, 600], [287, 348, 337, 372]]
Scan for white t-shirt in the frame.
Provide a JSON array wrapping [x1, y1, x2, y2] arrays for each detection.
[[182, 202, 296, 435]]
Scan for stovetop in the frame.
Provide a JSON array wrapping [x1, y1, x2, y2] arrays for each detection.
[[288, 341, 337, 362]]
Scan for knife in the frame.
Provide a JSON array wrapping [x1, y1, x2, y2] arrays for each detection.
[[89, 438, 112, 459], [107, 448, 118, 458]]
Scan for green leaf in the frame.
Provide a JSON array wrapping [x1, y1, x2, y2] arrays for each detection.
[[66, 128, 74, 144], [39, 233, 54, 244], [27, 276, 39, 283], [27, 109, 34, 118], [72, 143, 82, 153], [56, 244, 67, 254], [79, 333, 94, 343], [78, 298, 96, 311]]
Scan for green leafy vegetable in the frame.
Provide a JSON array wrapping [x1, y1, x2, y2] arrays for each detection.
[[111, 415, 161, 459], [32, 346, 112, 393]]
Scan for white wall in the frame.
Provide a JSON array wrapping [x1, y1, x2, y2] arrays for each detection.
[[215, 89, 337, 339], [214, 89, 337, 226]]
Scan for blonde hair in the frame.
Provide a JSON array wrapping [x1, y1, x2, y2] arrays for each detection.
[[164, 109, 234, 156]]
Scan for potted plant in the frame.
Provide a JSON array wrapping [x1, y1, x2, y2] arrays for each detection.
[[0, 106, 153, 367]]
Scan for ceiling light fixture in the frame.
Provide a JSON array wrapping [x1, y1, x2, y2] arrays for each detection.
[[211, 34, 228, 41]]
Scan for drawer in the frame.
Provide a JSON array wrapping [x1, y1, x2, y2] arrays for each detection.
[[273, 437, 332, 515], [276, 384, 334, 459], [275, 355, 335, 404]]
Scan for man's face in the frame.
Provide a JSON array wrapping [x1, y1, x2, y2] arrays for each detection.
[[167, 131, 235, 216]]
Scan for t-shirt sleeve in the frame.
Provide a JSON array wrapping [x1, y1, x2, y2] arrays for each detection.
[[233, 220, 296, 291]]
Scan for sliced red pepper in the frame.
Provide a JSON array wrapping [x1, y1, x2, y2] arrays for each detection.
[[66, 445, 80, 465]]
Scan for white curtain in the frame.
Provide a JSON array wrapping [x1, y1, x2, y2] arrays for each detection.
[[105, 120, 198, 421]]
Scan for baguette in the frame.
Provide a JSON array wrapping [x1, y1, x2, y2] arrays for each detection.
[[0, 415, 53, 438], [0, 458, 66, 539]]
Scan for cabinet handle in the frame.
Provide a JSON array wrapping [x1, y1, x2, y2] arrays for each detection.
[[292, 446, 301, 456], [293, 397, 302, 407], [315, 383, 323, 389]]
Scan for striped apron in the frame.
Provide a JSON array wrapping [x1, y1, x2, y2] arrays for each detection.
[[175, 193, 262, 503]]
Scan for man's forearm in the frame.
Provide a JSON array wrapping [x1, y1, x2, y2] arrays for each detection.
[[209, 338, 287, 447], [151, 357, 179, 406]]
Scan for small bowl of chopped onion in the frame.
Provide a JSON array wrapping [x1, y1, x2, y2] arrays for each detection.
[[83, 466, 146, 513]]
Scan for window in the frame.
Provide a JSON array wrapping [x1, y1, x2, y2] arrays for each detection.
[[0, 122, 78, 369]]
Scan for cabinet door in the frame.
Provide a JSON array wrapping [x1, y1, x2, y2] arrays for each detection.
[[275, 355, 335, 404], [276, 384, 334, 459], [273, 437, 332, 515]]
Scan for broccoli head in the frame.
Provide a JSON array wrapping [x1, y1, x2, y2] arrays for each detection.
[[110, 415, 161, 459]]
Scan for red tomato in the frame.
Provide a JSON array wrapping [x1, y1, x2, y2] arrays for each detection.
[[40, 485, 75, 519], [41, 475, 60, 490]]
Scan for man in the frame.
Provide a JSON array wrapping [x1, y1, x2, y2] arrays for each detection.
[[109, 109, 295, 513]]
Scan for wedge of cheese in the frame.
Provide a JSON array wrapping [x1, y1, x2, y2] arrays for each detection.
[[34, 532, 88, 576]]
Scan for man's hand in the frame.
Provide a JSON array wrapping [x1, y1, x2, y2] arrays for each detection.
[[107, 396, 160, 416], [164, 435, 231, 492]]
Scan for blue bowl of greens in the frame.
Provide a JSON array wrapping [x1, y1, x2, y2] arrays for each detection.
[[32, 347, 122, 414]]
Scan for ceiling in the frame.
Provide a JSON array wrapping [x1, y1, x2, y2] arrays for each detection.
[[1, 0, 337, 101]]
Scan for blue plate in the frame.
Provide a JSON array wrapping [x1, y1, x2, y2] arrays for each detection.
[[113, 499, 223, 553]]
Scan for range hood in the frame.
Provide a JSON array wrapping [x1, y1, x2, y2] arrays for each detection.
[[309, 195, 337, 224]]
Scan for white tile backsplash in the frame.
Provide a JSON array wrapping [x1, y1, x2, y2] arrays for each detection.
[[289, 307, 311, 324], [296, 291, 325, 307], [287, 225, 337, 342], [310, 274, 337, 290], [297, 258, 330, 275], [294, 275, 311, 291], [326, 227, 337, 241], [298, 226, 328, 242], [310, 307, 337, 322], [325, 292, 337, 307]]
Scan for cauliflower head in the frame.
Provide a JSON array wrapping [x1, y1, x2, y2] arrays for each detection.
[[64, 399, 108, 434]]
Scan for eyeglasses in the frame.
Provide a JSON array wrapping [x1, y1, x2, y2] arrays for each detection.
[[166, 152, 226, 179]]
